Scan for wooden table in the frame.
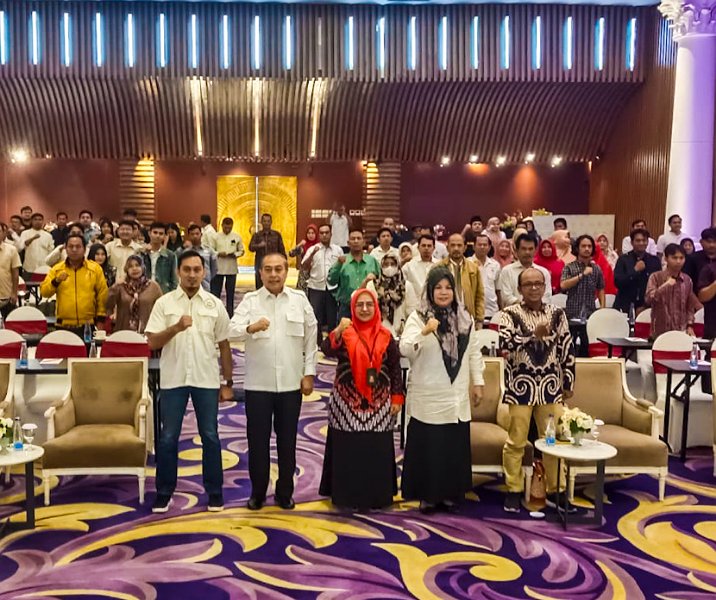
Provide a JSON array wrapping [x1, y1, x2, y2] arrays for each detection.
[[598, 337, 651, 362], [654, 358, 711, 461], [0, 445, 44, 535], [535, 438, 617, 529]]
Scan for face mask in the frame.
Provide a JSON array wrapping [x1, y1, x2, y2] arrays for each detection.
[[382, 266, 398, 278]]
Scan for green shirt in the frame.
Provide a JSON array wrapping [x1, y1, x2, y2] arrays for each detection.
[[327, 253, 381, 306]]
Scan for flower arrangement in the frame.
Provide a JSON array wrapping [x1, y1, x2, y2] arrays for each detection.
[[532, 208, 553, 216], [0, 417, 13, 450], [558, 407, 594, 445]]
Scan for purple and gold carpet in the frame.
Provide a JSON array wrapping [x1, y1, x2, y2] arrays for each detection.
[[1, 348, 715, 599]]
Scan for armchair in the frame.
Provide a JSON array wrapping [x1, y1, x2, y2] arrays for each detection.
[[567, 358, 668, 500], [42, 358, 150, 505], [470, 357, 534, 501]]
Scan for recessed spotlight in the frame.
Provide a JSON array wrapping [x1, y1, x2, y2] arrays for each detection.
[[440, 156, 451, 167], [495, 156, 506, 167], [525, 152, 535, 164], [551, 155, 563, 168], [469, 154, 479, 164], [10, 149, 28, 163]]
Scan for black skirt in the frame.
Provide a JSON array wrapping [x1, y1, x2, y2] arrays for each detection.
[[401, 418, 472, 504], [319, 428, 398, 510]]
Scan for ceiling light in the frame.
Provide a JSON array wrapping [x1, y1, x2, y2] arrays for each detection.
[[440, 156, 451, 167], [10, 149, 28, 163], [495, 155, 506, 167], [469, 154, 479, 164], [525, 152, 535, 164], [551, 155, 563, 167]]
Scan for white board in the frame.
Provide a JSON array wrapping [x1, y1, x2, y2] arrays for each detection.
[[531, 214, 615, 246]]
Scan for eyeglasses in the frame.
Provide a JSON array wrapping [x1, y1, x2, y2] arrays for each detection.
[[355, 302, 375, 309], [521, 282, 545, 289]]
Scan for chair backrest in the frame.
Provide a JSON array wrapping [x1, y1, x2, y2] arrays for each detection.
[[634, 308, 651, 339], [17, 276, 25, 291], [651, 331, 692, 375], [0, 329, 24, 358], [604, 293, 616, 308], [5, 306, 48, 335], [471, 357, 503, 423], [551, 293, 567, 308], [101, 331, 151, 358], [694, 308, 705, 338], [474, 328, 499, 354], [571, 358, 626, 425], [36, 330, 86, 359], [488, 312, 501, 331], [69, 358, 147, 426], [0, 360, 14, 411], [29, 265, 50, 282], [586, 308, 629, 357]]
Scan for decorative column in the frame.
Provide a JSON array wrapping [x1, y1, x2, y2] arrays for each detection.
[[659, 0, 716, 230]]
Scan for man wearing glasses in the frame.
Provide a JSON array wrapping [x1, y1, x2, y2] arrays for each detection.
[[499, 268, 576, 514]]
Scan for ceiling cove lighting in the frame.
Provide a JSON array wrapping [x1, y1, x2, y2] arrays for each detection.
[[157, 13, 167, 68], [189, 14, 198, 69], [595, 17, 605, 71], [495, 155, 506, 167], [346, 16, 354, 71], [500, 16, 510, 70], [252, 15, 261, 70], [408, 16, 417, 71], [440, 156, 450, 167], [94, 12, 103, 67], [525, 152, 535, 164], [11, 149, 28, 163], [62, 12, 71, 67], [376, 16, 386, 73], [471, 16, 479, 69], [438, 16, 448, 70], [30, 10, 40, 65], [469, 154, 479, 164], [626, 17, 637, 71], [221, 14, 230, 70], [532, 16, 542, 70], [564, 16, 573, 70], [0, 11, 6, 65], [126, 13, 135, 68], [284, 15, 293, 70], [551, 155, 563, 167]]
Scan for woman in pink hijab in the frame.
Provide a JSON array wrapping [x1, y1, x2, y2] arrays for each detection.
[[552, 230, 576, 264], [494, 239, 514, 268], [534, 239, 565, 295]]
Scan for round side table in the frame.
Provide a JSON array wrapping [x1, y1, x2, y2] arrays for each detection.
[[0, 445, 44, 535]]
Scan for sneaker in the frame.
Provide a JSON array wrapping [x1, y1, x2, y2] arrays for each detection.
[[503, 492, 521, 513], [545, 492, 578, 513], [152, 494, 172, 513], [208, 494, 224, 512]]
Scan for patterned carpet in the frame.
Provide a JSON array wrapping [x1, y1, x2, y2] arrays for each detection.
[[1, 348, 716, 599]]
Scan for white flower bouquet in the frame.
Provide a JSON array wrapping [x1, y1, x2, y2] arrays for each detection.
[[558, 407, 594, 445], [0, 417, 13, 451]]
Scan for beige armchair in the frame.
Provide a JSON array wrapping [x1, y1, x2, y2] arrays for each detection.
[[0, 359, 16, 484], [470, 357, 534, 501], [567, 358, 668, 500], [42, 358, 150, 506]]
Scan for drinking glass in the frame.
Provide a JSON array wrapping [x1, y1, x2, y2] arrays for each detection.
[[22, 423, 37, 452], [592, 419, 604, 442]]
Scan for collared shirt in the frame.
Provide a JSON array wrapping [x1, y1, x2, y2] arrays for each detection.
[[149, 251, 160, 280], [0, 242, 21, 299], [645, 271, 700, 338], [201, 224, 217, 248], [302, 243, 343, 290], [145, 287, 230, 390], [212, 232, 245, 275], [105, 240, 144, 282], [561, 260, 605, 319], [177, 245, 217, 290], [498, 262, 552, 307], [249, 229, 286, 266], [401, 257, 437, 297], [472, 255, 501, 316], [19, 229, 54, 273], [327, 253, 381, 306], [622, 235, 658, 256], [656, 230, 691, 254], [230, 286, 318, 392], [330, 213, 349, 247], [499, 302, 575, 406], [369, 245, 400, 264], [613, 251, 662, 312], [410, 241, 449, 262]]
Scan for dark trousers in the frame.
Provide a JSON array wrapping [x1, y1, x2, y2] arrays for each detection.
[[307, 288, 337, 344], [245, 389, 302, 501], [156, 386, 223, 497], [575, 326, 590, 357], [211, 274, 237, 315]]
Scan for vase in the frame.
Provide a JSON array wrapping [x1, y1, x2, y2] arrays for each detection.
[[572, 432, 585, 446]]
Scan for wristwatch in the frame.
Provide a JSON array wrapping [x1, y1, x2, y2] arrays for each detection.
[[222, 379, 234, 387]]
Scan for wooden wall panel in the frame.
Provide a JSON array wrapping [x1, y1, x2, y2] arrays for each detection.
[[363, 162, 401, 237], [589, 13, 676, 246]]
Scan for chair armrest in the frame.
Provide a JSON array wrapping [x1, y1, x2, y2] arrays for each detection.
[[622, 396, 653, 437], [135, 397, 149, 441], [45, 396, 76, 440], [496, 404, 510, 430], [0, 399, 8, 418]]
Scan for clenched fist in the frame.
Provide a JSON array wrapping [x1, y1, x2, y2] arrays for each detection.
[[422, 317, 440, 336], [249, 317, 270, 334], [175, 315, 193, 332], [56, 271, 69, 283]]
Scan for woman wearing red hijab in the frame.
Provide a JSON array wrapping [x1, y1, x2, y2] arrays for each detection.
[[319, 288, 404, 510], [593, 242, 617, 295], [534, 239, 565, 296], [289, 224, 320, 292]]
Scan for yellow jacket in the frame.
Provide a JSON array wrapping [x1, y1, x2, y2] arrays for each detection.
[[40, 259, 108, 327], [436, 258, 485, 324]]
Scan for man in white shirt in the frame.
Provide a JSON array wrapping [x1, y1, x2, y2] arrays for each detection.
[[145, 250, 234, 514], [0, 223, 21, 318], [403, 235, 438, 297], [302, 223, 343, 343], [370, 228, 400, 263], [329, 204, 351, 251], [622, 219, 658, 255], [498, 234, 552, 307], [410, 226, 448, 261], [231, 253, 317, 511], [470, 233, 502, 317], [19, 212, 53, 278], [656, 214, 693, 257], [200, 214, 218, 248], [210, 217, 244, 314], [105, 220, 144, 282]]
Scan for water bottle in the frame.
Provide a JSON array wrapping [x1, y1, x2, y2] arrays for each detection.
[[19, 340, 28, 367], [0, 312, 4, 329], [83, 322, 93, 344], [12, 417, 22, 450], [628, 303, 635, 330], [545, 414, 556, 446], [489, 341, 497, 357], [89, 340, 98, 358], [689, 343, 699, 369]]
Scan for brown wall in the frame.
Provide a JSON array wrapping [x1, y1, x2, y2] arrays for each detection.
[[401, 162, 590, 233], [589, 14, 677, 245], [1, 159, 119, 223], [154, 161, 364, 246]]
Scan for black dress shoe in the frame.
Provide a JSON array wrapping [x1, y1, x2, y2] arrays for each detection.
[[247, 497, 264, 511], [276, 496, 295, 510]]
